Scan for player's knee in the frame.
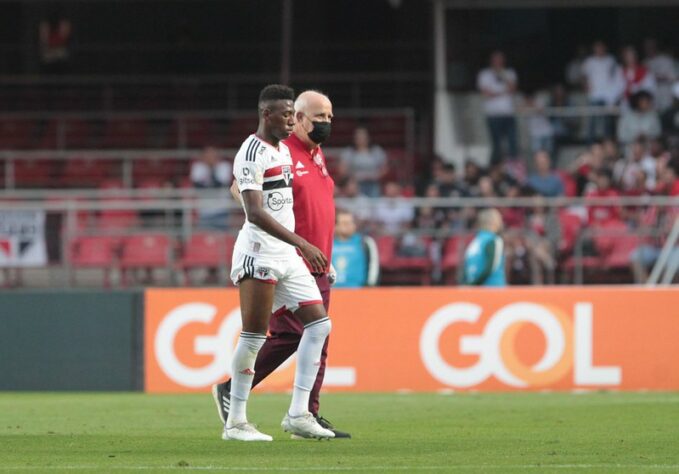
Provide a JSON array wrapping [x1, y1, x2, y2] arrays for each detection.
[[304, 317, 331, 339]]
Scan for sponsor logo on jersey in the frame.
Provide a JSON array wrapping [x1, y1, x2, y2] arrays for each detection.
[[267, 191, 293, 211], [296, 170, 309, 177], [295, 161, 305, 169]]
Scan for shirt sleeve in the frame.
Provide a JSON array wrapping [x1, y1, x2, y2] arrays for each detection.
[[233, 144, 265, 192]]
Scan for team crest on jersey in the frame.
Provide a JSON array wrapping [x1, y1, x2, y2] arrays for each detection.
[[282, 165, 293, 185]]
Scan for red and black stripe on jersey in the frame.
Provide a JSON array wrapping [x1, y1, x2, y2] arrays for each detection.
[[263, 165, 293, 191]]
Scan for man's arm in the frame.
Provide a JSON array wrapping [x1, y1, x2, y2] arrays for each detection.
[[240, 189, 327, 273]]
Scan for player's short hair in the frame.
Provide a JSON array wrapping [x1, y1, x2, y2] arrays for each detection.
[[258, 84, 295, 109]]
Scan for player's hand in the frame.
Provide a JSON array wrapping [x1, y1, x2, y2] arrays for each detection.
[[298, 241, 328, 274], [328, 263, 337, 286]]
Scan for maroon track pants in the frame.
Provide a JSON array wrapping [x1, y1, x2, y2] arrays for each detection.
[[250, 273, 330, 416]]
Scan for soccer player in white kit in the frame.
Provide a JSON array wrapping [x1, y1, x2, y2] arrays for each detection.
[[224, 84, 334, 442]]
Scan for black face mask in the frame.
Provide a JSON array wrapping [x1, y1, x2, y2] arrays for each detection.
[[307, 121, 332, 144]]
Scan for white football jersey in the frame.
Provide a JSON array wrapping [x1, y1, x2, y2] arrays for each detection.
[[233, 134, 296, 258]]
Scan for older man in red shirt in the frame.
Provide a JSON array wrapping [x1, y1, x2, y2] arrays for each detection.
[[213, 90, 350, 438]]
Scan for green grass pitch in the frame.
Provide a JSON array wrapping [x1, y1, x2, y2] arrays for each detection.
[[1, 392, 678, 473]]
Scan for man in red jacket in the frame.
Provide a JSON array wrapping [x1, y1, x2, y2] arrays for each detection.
[[213, 90, 350, 438]]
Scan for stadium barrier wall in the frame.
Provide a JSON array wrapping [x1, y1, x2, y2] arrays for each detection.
[[0, 290, 144, 391], [145, 287, 679, 393]]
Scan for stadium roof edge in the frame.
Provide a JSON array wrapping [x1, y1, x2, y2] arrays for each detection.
[[440, 0, 679, 8]]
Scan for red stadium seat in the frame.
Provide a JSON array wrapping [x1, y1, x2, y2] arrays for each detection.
[[40, 118, 92, 149], [69, 236, 120, 287], [119, 234, 173, 286], [557, 171, 578, 198], [60, 157, 120, 188], [0, 119, 36, 149], [176, 233, 235, 286], [13, 159, 55, 188], [558, 212, 583, 256], [132, 158, 185, 187], [377, 235, 433, 285], [101, 118, 149, 148], [441, 234, 474, 284]]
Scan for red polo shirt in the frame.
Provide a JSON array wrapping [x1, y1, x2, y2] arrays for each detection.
[[283, 132, 335, 272]]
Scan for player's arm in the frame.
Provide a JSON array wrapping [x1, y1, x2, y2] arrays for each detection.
[[240, 189, 327, 273], [469, 239, 496, 286]]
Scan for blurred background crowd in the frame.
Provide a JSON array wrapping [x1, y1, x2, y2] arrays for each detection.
[[1, 0, 679, 288]]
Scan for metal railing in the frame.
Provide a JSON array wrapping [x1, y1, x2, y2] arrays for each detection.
[[1, 195, 677, 288]]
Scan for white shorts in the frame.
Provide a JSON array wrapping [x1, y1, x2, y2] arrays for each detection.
[[230, 248, 322, 314]]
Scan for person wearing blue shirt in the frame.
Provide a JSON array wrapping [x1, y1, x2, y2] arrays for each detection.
[[527, 150, 564, 197], [462, 208, 506, 287], [331, 209, 378, 288]]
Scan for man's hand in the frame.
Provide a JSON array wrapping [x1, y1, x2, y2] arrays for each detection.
[[298, 241, 328, 274], [328, 263, 337, 286]]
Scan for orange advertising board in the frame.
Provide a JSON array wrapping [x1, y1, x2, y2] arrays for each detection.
[[145, 287, 679, 393]]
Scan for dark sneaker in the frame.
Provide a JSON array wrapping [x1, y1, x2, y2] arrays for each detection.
[[316, 415, 351, 439], [211, 380, 231, 425]]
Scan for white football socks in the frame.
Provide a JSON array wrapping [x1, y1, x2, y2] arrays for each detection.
[[226, 331, 266, 428], [289, 317, 332, 417]]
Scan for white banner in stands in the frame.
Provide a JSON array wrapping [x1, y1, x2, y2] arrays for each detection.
[[0, 211, 48, 267]]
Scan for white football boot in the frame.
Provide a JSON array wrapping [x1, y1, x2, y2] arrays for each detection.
[[281, 412, 335, 440], [222, 422, 273, 442]]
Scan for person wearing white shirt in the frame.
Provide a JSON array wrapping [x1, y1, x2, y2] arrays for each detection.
[[581, 40, 624, 142], [477, 51, 518, 164], [190, 146, 233, 229], [644, 38, 677, 112]]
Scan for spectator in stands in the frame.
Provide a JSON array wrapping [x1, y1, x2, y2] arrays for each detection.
[[585, 169, 620, 224], [431, 161, 465, 197], [655, 158, 679, 196], [613, 139, 657, 192], [565, 45, 588, 89], [527, 150, 565, 197], [548, 83, 577, 149], [661, 82, 679, 136], [477, 51, 518, 164], [39, 11, 72, 74], [524, 90, 554, 154], [340, 127, 387, 197], [617, 91, 662, 145], [190, 146, 232, 189], [335, 176, 371, 227], [374, 181, 414, 234], [526, 196, 558, 285], [621, 46, 657, 105], [190, 146, 232, 229], [582, 40, 624, 142], [331, 209, 379, 288], [644, 38, 676, 112], [569, 150, 602, 196], [462, 160, 482, 197], [602, 138, 622, 166], [488, 163, 518, 197]]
